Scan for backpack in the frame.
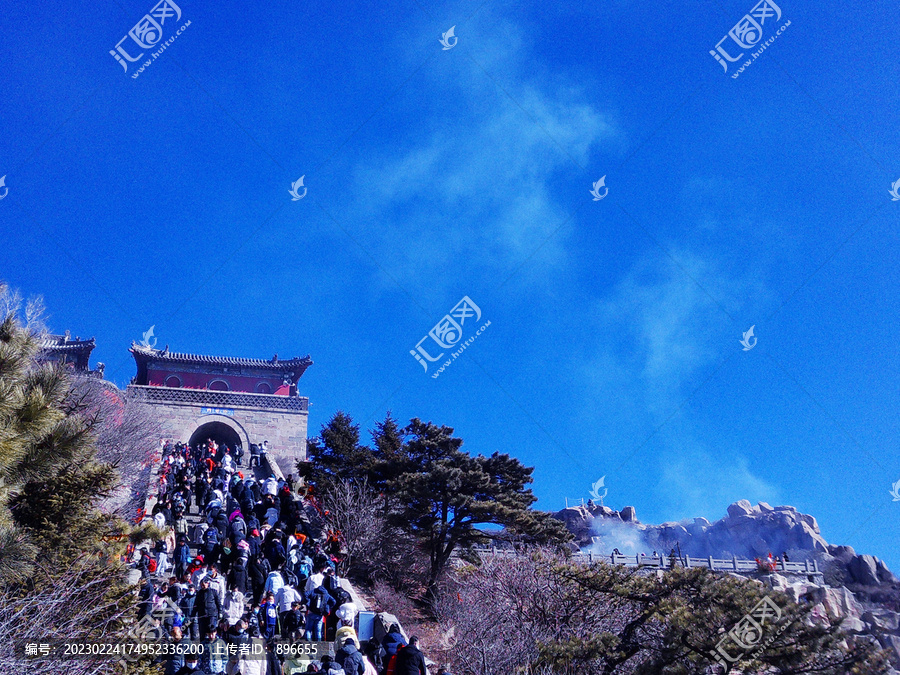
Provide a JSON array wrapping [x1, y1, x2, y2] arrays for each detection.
[[309, 591, 326, 614], [297, 559, 313, 581], [203, 527, 219, 547], [323, 574, 340, 594], [147, 558, 158, 573]]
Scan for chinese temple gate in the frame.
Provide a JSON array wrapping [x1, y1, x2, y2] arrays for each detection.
[[126, 344, 312, 474]]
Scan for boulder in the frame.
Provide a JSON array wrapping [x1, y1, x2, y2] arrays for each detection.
[[849, 554, 880, 586], [554, 506, 593, 539], [876, 558, 898, 583], [876, 634, 900, 665], [757, 502, 774, 512], [842, 616, 867, 633], [863, 610, 900, 633], [821, 586, 864, 622], [801, 585, 827, 606], [620, 506, 636, 522], [794, 521, 829, 553], [797, 513, 820, 533], [373, 612, 407, 642], [727, 500, 754, 518], [765, 574, 789, 592], [828, 545, 856, 562]]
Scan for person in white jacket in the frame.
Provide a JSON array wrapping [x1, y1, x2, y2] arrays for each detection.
[[276, 583, 304, 637], [276, 583, 304, 614], [223, 586, 246, 627], [264, 570, 285, 597], [198, 565, 227, 607], [262, 476, 278, 497], [234, 636, 268, 675], [305, 569, 324, 594]]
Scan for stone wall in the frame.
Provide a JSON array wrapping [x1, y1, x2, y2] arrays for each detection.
[[126, 385, 308, 476]]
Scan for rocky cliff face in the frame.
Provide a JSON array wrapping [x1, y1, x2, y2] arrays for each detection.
[[554, 499, 900, 668]]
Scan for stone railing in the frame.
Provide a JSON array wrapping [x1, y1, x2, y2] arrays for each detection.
[[472, 547, 820, 575], [126, 384, 309, 411]]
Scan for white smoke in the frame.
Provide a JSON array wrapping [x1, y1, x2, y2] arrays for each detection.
[[586, 518, 649, 556]]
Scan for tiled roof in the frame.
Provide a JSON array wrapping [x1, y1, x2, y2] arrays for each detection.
[[130, 342, 312, 370], [39, 334, 96, 351]]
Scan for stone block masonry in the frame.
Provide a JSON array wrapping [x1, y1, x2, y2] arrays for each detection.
[[126, 385, 308, 475]]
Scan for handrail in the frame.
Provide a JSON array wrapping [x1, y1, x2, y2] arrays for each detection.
[[470, 547, 819, 574]]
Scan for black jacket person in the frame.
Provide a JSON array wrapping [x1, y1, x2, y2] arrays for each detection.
[[193, 578, 221, 636], [394, 636, 427, 675]]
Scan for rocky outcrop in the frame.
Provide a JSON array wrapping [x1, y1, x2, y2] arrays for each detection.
[[557, 500, 878, 570], [553, 499, 900, 667], [850, 554, 881, 586]]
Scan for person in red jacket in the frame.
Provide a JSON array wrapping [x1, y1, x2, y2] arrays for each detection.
[[385, 646, 401, 675]]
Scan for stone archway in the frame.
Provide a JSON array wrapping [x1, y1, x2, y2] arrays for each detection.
[[186, 414, 250, 450]]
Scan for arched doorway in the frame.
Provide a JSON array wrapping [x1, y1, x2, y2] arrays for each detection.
[[189, 421, 242, 450]]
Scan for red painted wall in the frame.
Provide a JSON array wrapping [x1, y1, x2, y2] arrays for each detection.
[[147, 368, 286, 394]]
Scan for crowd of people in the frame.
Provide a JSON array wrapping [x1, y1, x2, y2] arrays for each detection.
[[131, 438, 432, 675]]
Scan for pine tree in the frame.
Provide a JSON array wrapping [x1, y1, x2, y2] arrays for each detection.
[[303, 411, 376, 488], [387, 418, 572, 595], [0, 282, 156, 675]]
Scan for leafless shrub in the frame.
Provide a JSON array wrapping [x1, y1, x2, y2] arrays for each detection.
[[0, 556, 143, 675], [318, 479, 427, 592], [66, 378, 161, 518], [373, 580, 422, 628], [0, 283, 45, 334], [432, 551, 639, 675], [319, 478, 385, 579]]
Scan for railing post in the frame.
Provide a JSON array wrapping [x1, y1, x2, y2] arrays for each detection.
[[588, 552, 593, 564], [685, 555, 691, 567], [709, 555, 714, 569], [733, 556, 738, 572]]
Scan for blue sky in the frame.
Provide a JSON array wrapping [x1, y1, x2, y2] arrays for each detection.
[[1, 0, 898, 569]]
